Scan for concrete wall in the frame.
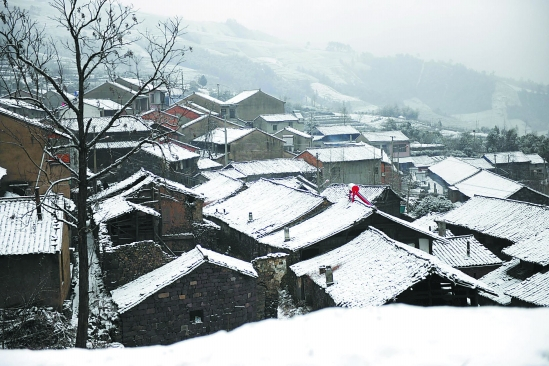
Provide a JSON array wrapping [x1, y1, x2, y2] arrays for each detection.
[[180, 116, 238, 144], [184, 94, 222, 114], [117, 262, 257, 347], [234, 92, 284, 121], [227, 131, 284, 162], [84, 83, 148, 113]]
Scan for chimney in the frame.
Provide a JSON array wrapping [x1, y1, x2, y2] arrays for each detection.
[[466, 240, 470, 257], [319, 265, 326, 274], [325, 265, 334, 286], [34, 187, 42, 220], [437, 221, 446, 237], [248, 212, 253, 222], [284, 226, 290, 242]]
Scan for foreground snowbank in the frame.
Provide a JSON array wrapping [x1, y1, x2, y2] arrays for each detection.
[[3, 305, 549, 366]]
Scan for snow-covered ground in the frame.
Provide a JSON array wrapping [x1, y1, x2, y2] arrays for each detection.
[[2, 305, 548, 365]]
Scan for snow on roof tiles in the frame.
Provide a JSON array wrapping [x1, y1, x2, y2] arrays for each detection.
[[83, 99, 125, 110], [62, 116, 153, 133], [225, 159, 316, 177], [502, 229, 549, 266], [321, 184, 392, 204], [192, 173, 244, 205], [290, 228, 493, 307], [315, 125, 360, 136], [452, 169, 522, 199], [197, 158, 223, 170], [303, 144, 390, 163], [259, 200, 374, 251], [428, 157, 480, 185], [0, 195, 65, 255], [140, 143, 199, 162], [484, 151, 531, 164], [192, 128, 255, 144], [479, 259, 524, 305], [93, 195, 160, 223], [506, 271, 549, 306], [438, 196, 549, 244], [362, 130, 409, 142], [433, 235, 503, 268], [257, 114, 299, 123], [190, 92, 224, 105], [111, 245, 257, 313], [279, 127, 312, 138], [459, 157, 494, 170], [525, 153, 545, 164], [224, 90, 260, 104], [399, 155, 446, 167], [204, 179, 325, 238]]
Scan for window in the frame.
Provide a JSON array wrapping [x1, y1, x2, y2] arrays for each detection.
[[190, 310, 203, 324], [288, 122, 293, 128], [221, 108, 227, 117], [272, 124, 278, 132], [230, 108, 235, 118], [330, 166, 340, 178], [394, 144, 407, 153]]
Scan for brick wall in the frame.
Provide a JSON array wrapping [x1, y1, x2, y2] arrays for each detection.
[[117, 262, 257, 347], [252, 253, 288, 319]]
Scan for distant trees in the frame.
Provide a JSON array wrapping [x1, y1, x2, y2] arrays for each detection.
[[198, 75, 207, 87], [485, 126, 519, 152], [410, 195, 455, 219], [326, 41, 353, 53], [378, 104, 419, 120]]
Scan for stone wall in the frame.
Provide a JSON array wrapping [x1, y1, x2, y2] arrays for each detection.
[[101, 240, 175, 291], [252, 253, 288, 319], [117, 262, 257, 347]]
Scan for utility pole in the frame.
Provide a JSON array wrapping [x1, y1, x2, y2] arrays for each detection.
[[316, 153, 320, 194], [224, 117, 228, 166], [217, 83, 220, 99]]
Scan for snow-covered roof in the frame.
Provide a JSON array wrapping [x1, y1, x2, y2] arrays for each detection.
[[459, 157, 494, 170], [0, 98, 44, 111], [181, 101, 220, 115], [111, 245, 257, 314], [93, 195, 160, 223], [409, 142, 444, 149], [192, 128, 256, 144], [266, 176, 318, 194], [117, 77, 151, 91], [302, 144, 391, 163], [224, 159, 316, 177], [428, 157, 480, 185], [321, 184, 394, 204], [259, 200, 374, 251], [362, 130, 410, 143], [192, 173, 244, 205], [412, 213, 445, 233], [452, 169, 523, 199], [376, 209, 441, 240], [224, 90, 260, 104], [140, 143, 199, 162], [61, 116, 153, 133], [506, 271, 549, 307], [190, 92, 225, 105], [399, 155, 446, 168], [502, 229, 549, 266], [478, 259, 525, 305], [290, 228, 493, 307], [93, 141, 139, 150], [438, 196, 549, 244], [82, 99, 125, 110], [525, 153, 545, 165], [484, 151, 531, 164], [278, 126, 312, 138], [204, 179, 325, 239], [432, 235, 503, 268], [197, 158, 223, 170], [315, 125, 360, 136], [257, 114, 299, 123], [0, 195, 65, 255], [214, 168, 246, 180]]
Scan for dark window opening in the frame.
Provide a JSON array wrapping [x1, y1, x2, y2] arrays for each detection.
[[230, 108, 235, 118], [300, 247, 319, 260], [190, 309, 204, 323], [272, 124, 278, 131]]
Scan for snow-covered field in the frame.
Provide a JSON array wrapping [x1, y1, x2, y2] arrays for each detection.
[[2, 305, 548, 366]]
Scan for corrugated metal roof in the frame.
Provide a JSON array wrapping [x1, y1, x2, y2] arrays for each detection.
[[428, 157, 480, 185], [321, 184, 391, 204], [362, 130, 409, 142], [204, 179, 325, 239], [478, 259, 524, 305], [259, 200, 374, 251], [502, 229, 549, 266], [316, 125, 360, 136], [0, 195, 65, 255], [111, 245, 257, 313], [225, 159, 316, 177], [303, 144, 391, 163], [452, 170, 522, 199], [506, 271, 549, 306], [290, 228, 493, 307], [433, 235, 503, 268], [257, 114, 299, 123], [439, 196, 549, 244], [484, 151, 531, 164]]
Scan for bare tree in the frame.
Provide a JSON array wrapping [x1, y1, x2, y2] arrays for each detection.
[[0, 0, 188, 347]]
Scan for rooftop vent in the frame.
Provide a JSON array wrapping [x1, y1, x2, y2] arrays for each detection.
[[284, 226, 290, 242], [325, 265, 334, 286]]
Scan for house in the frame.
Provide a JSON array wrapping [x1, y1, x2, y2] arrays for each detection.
[[111, 245, 259, 346], [60, 98, 129, 118], [178, 114, 241, 144], [483, 151, 531, 180], [253, 114, 300, 133], [192, 172, 245, 205], [398, 155, 446, 174], [296, 144, 392, 186], [0, 194, 71, 309], [359, 130, 410, 158], [220, 158, 317, 183], [84, 80, 149, 114], [181, 92, 225, 115], [141, 109, 180, 137], [0, 107, 71, 197], [196, 157, 223, 172], [0, 98, 47, 119], [192, 128, 284, 163], [525, 153, 546, 178], [61, 115, 154, 143], [312, 125, 361, 146], [273, 127, 313, 153], [288, 227, 493, 310], [428, 156, 480, 195], [222, 90, 285, 121]]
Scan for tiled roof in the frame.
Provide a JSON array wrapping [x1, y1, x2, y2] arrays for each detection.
[[279, 127, 312, 138], [0, 195, 65, 255], [525, 153, 545, 165], [257, 114, 299, 123], [197, 158, 223, 170], [259, 200, 375, 251], [502, 229, 549, 266], [302, 144, 391, 163], [452, 170, 522, 199], [459, 157, 494, 170], [111, 245, 257, 313], [225, 159, 316, 177], [93, 195, 160, 223], [478, 259, 526, 305], [362, 130, 409, 142], [192, 173, 244, 205], [321, 184, 393, 204], [438, 196, 549, 244], [290, 228, 493, 307], [204, 179, 325, 239], [315, 125, 360, 136], [83, 98, 125, 110], [433, 235, 503, 268], [505, 271, 549, 306], [224, 90, 260, 104], [428, 157, 480, 186], [140, 142, 199, 162], [399, 155, 445, 167], [192, 128, 255, 144], [483, 151, 531, 164], [94, 141, 139, 150], [190, 92, 224, 105], [61, 116, 153, 133], [265, 176, 318, 194]]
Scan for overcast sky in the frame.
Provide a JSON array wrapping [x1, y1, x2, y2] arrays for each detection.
[[120, 0, 549, 84]]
